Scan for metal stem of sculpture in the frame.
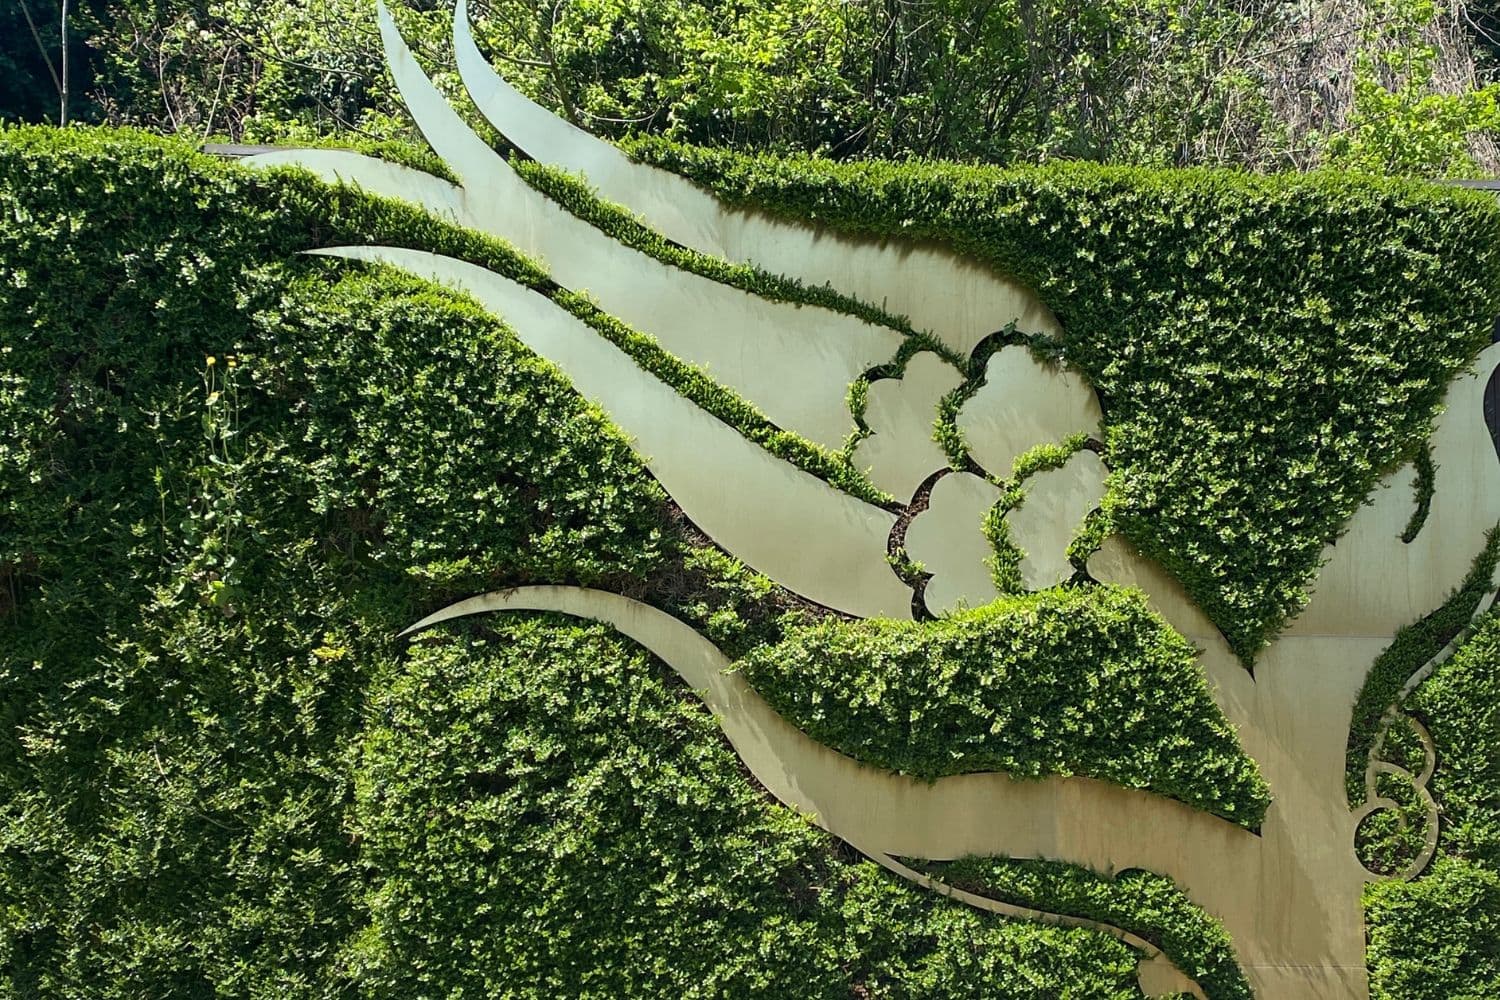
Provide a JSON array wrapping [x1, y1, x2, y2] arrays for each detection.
[[244, 6, 1500, 995]]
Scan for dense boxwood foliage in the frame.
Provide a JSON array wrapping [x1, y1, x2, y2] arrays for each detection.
[[624, 137, 1500, 662], [1365, 857, 1500, 999], [351, 622, 1148, 997], [0, 126, 1201, 998], [1362, 609, 1500, 998], [932, 857, 1251, 1000], [1355, 769, 1433, 877], [737, 587, 1269, 825]]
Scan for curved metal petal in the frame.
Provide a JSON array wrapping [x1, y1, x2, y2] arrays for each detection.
[[317, 245, 913, 619], [450, 0, 1059, 359], [369, 0, 904, 450]]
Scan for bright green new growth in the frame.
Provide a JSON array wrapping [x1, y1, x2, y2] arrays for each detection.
[[625, 136, 1500, 662], [1364, 857, 1500, 1000], [738, 587, 1270, 825]]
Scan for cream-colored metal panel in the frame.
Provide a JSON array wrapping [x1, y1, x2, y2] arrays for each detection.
[[850, 352, 964, 499], [319, 245, 912, 619], [1288, 343, 1500, 639], [1238, 634, 1385, 1000], [1087, 535, 1256, 732], [904, 471, 1003, 616], [249, 148, 472, 228], [1088, 537, 1227, 647], [957, 345, 1103, 479], [450, 1, 1058, 359], [451, 0, 635, 194], [252, 1, 910, 452], [1082, 541, 1380, 1000], [1005, 450, 1107, 590]]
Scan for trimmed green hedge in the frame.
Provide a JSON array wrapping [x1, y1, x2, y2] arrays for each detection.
[[352, 622, 1149, 998], [932, 857, 1251, 1000], [0, 125, 1192, 998], [1365, 859, 1500, 998], [625, 137, 1500, 662], [1361, 609, 1500, 998], [737, 587, 1269, 825]]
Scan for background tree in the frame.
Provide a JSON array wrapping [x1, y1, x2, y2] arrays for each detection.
[[0, 0, 108, 124], [7, 1, 1500, 173]]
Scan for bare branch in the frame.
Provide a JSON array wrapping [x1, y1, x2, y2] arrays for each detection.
[[17, 0, 62, 99]]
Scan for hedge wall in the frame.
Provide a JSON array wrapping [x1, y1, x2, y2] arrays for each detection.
[[2, 124, 1498, 997], [625, 137, 1500, 663], [0, 127, 1180, 998]]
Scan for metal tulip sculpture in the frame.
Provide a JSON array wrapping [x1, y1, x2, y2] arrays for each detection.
[[246, 5, 1500, 996]]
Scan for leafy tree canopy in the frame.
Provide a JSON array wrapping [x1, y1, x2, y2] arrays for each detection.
[[6, 0, 1500, 175]]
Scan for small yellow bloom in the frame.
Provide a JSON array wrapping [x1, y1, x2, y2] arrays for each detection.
[[206, 355, 217, 366]]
